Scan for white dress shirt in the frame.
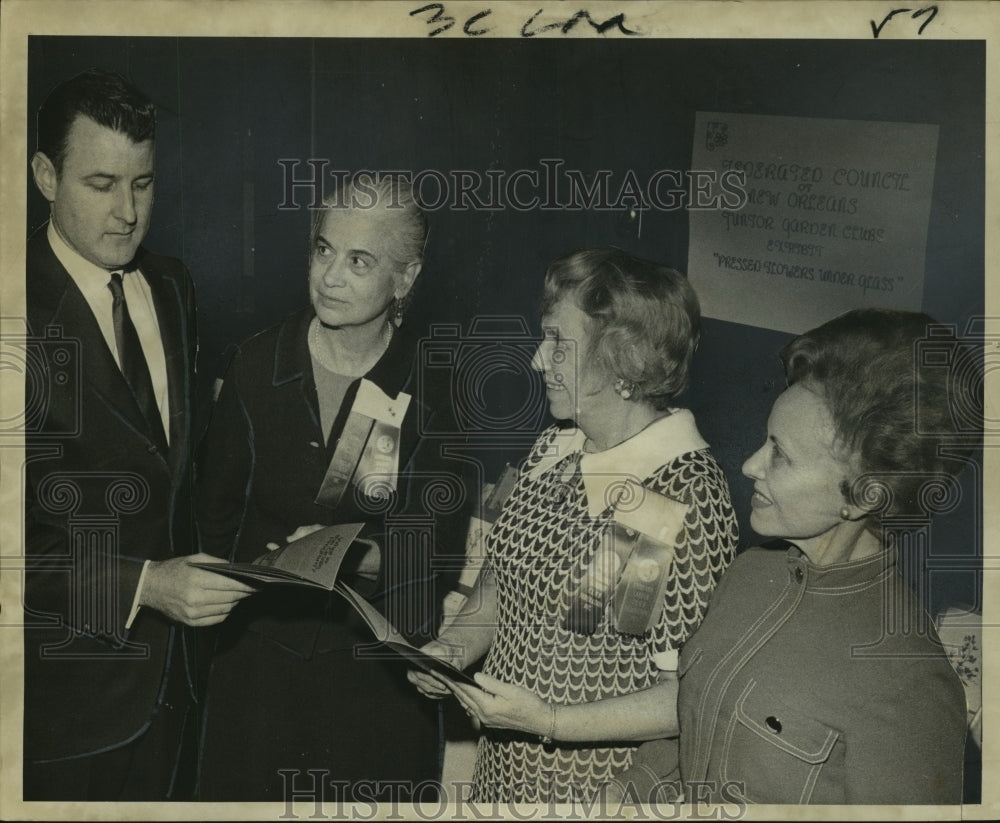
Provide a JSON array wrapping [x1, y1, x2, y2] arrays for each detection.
[[47, 221, 169, 628], [47, 221, 170, 442]]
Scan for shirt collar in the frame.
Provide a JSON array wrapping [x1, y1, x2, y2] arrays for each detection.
[[47, 221, 129, 303], [528, 409, 709, 517]]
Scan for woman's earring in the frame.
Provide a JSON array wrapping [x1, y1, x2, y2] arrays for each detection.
[[392, 294, 407, 328], [614, 378, 635, 400], [840, 506, 851, 520]]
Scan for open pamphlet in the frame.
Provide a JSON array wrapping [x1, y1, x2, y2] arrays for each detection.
[[190, 522, 369, 590], [334, 580, 480, 689], [192, 523, 481, 689]]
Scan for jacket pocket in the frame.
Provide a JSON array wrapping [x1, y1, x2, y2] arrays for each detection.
[[721, 680, 841, 804]]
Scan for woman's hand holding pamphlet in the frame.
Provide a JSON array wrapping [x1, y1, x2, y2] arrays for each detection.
[[192, 524, 481, 689]]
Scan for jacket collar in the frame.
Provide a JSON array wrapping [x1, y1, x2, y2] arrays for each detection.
[[272, 308, 418, 396], [46, 219, 159, 288], [47, 221, 119, 303], [30, 222, 166, 324], [780, 541, 900, 591], [272, 308, 315, 386], [272, 306, 417, 397], [27, 224, 186, 470], [528, 409, 709, 517]]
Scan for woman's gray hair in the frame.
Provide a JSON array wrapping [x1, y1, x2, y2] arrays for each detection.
[[310, 172, 428, 269]]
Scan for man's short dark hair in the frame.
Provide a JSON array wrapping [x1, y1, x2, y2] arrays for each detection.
[[37, 67, 156, 174]]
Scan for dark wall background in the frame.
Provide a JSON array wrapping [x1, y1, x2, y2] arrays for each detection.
[[25, 36, 985, 614]]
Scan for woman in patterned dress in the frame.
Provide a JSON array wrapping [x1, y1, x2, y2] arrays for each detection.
[[409, 248, 738, 803]]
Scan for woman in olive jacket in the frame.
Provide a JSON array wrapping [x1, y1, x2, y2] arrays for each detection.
[[612, 308, 969, 805]]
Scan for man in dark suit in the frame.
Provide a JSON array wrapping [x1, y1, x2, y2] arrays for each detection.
[[23, 67, 253, 801]]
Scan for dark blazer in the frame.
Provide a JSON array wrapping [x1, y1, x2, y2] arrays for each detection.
[[195, 307, 472, 798], [23, 226, 197, 762], [196, 307, 469, 654]]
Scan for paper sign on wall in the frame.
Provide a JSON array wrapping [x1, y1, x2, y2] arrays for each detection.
[[688, 112, 939, 334]]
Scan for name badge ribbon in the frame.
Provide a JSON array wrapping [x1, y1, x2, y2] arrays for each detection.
[[315, 379, 410, 508], [564, 480, 689, 636]]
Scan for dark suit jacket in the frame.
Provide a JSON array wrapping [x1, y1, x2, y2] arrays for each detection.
[[23, 226, 197, 762]]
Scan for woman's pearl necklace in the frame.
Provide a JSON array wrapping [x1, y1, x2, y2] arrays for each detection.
[[309, 317, 393, 376]]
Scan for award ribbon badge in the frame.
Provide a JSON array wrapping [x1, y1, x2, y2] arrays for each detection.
[[564, 479, 689, 637], [314, 379, 411, 508]]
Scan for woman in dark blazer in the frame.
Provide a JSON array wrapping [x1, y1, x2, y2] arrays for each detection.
[[195, 175, 468, 801]]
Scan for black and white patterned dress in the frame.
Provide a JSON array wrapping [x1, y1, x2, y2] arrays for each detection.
[[471, 413, 738, 803]]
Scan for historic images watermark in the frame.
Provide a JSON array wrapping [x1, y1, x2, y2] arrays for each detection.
[[277, 772, 747, 819], [841, 319, 992, 658], [277, 162, 749, 212]]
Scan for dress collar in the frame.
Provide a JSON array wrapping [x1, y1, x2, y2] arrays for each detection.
[[527, 409, 709, 517]]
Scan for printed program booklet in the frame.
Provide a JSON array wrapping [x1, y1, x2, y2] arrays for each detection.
[[192, 523, 480, 688], [190, 522, 367, 590]]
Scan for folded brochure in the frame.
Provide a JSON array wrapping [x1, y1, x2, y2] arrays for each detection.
[[334, 580, 480, 688], [192, 523, 479, 688], [189, 522, 367, 590]]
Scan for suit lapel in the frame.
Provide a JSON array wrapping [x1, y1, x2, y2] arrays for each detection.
[[135, 252, 191, 477], [28, 230, 177, 468], [29, 234, 153, 440]]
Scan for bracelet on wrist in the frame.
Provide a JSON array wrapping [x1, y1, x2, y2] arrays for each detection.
[[539, 702, 557, 745]]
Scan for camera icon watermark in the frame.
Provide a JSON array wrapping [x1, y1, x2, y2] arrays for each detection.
[[0, 325, 81, 437], [417, 316, 551, 439], [915, 317, 999, 440]]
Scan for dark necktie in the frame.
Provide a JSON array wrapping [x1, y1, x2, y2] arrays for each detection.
[[108, 271, 168, 453]]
